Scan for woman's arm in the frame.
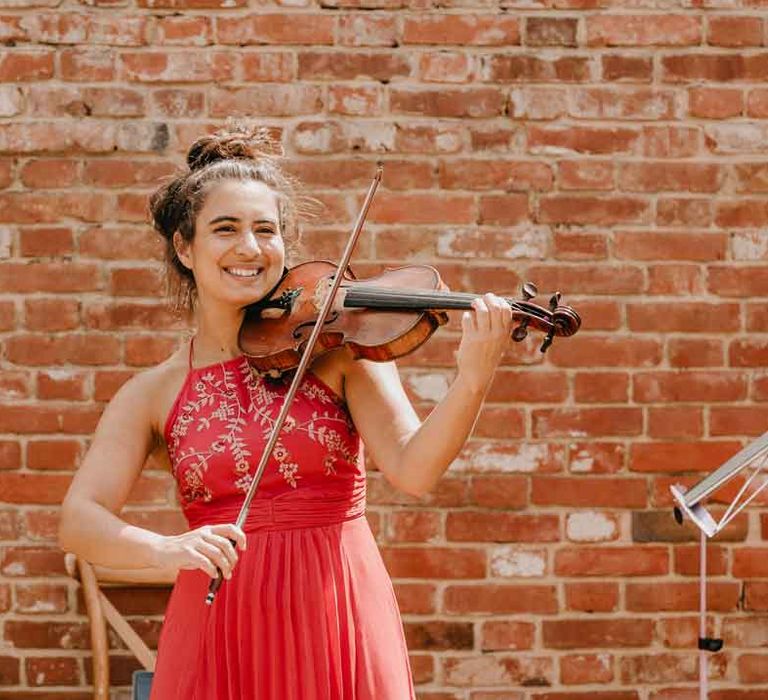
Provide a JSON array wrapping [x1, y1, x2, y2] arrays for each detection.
[[59, 369, 246, 579], [58, 372, 170, 570], [345, 294, 512, 497]]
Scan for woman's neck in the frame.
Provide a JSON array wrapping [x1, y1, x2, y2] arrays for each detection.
[[192, 300, 244, 364]]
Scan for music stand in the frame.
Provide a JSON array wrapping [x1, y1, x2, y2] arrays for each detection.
[[671, 430, 768, 699]]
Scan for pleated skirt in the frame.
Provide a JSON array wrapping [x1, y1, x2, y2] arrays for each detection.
[[149, 516, 415, 700]]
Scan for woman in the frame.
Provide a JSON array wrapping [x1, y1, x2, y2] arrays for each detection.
[[59, 124, 513, 699]]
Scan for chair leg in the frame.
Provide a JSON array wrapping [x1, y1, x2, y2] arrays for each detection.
[[77, 559, 110, 700]]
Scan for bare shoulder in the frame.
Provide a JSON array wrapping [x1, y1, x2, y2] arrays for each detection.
[[106, 348, 189, 445]]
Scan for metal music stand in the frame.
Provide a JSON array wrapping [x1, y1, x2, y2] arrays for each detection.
[[670, 430, 768, 700]]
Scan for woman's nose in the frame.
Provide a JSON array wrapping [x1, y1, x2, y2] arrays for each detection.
[[236, 230, 261, 256]]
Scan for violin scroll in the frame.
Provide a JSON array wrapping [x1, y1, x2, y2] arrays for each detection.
[[511, 282, 581, 353]]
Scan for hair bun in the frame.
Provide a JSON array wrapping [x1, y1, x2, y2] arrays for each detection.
[[186, 121, 283, 172]]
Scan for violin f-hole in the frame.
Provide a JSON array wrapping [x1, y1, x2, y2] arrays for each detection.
[[292, 311, 341, 340]]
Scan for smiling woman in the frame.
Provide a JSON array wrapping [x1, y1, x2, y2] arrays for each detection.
[[58, 121, 516, 700]]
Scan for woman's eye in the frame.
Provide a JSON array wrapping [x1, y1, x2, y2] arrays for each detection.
[[215, 226, 236, 233]]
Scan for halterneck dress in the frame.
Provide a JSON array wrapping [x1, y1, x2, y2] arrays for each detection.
[[149, 348, 415, 700]]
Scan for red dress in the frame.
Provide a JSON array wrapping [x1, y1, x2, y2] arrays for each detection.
[[150, 349, 415, 700]]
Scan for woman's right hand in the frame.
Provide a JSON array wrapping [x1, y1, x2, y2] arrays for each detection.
[[157, 524, 247, 580]]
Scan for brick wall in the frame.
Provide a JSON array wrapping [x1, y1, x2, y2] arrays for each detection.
[[1, 2, 768, 698]]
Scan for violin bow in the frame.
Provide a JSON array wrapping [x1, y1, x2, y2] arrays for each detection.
[[206, 165, 383, 605]]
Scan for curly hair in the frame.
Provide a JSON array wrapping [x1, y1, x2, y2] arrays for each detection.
[[149, 120, 318, 313]]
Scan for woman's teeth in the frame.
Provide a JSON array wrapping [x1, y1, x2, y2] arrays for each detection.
[[225, 267, 262, 278]]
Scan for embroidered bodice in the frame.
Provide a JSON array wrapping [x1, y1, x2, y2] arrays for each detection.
[[163, 354, 365, 530]]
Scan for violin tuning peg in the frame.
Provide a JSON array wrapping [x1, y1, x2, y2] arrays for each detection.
[[512, 325, 528, 342], [540, 330, 555, 353], [521, 282, 537, 301], [549, 292, 561, 312]]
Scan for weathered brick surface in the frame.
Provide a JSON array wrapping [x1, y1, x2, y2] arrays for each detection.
[[2, 4, 768, 698]]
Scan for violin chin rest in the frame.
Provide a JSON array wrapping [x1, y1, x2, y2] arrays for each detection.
[[261, 308, 287, 320]]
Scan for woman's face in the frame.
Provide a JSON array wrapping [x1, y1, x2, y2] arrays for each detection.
[[175, 179, 285, 309]]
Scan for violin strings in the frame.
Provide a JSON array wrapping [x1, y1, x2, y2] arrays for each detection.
[[343, 285, 549, 319]]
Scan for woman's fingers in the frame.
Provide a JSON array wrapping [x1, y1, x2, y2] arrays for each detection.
[[201, 532, 238, 570], [189, 551, 218, 579], [215, 523, 247, 551], [197, 540, 233, 578], [471, 295, 490, 334]]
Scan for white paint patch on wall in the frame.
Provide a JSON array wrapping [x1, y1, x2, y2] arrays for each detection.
[[490, 546, 546, 578], [566, 511, 617, 542], [570, 448, 595, 473], [407, 372, 451, 402], [731, 229, 768, 260], [451, 442, 556, 473]]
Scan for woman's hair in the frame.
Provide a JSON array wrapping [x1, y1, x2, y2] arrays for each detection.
[[149, 120, 317, 313]]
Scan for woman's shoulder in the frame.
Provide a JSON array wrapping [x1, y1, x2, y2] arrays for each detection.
[[106, 346, 190, 438]]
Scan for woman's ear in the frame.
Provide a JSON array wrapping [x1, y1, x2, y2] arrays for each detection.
[[173, 231, 193, 270]]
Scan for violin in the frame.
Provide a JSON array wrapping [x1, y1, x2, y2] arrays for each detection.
[[206, 166, 579, 605], [238, 260, 582, 373]]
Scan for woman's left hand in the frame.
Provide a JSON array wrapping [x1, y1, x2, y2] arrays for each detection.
[[455, 292, 514, 394]]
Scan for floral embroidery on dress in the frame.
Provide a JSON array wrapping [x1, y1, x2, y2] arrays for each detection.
[[167, 359, 359, 505]]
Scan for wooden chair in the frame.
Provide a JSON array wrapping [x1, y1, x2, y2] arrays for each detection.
[[65, 553, 176, 700]]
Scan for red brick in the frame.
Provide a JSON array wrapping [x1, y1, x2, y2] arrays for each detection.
[[747, 89, 768, 117], [337, 14, 397, 47], [628, 303, 739, 333], [403, 14, 520, 46], [555, 547, 669, 577], [391, 87, 505, 119], [393, 583, 436, 615], [647, 265, 705, 296], [381, 547, 484, 579], [602, 55, 652, 82], [553, 232, 609, 260], [633, 373, 746, 403], [532, 476, 646, 508], [14, 583, 68, 614], [468, 476, 528, 510], [627, 582, 739, 612], [526, 17, 577, 47], [689, 87, 744, 118], [543, 619, 654, 649], [744, 582, 768, 611], [549, 336, 661, 368], [574, 372, 629, 403], [674, 544, 728, 576], [565, 582, 619, 613], [668, 338, 724, 368], [0, 656, 19, 685], [656, 198, 712, 226], [27, 440, 81, 470], [558, 160, 614, 190], [642, 126, 701, 158], [739, 654, 768, 683], [648, 407, 703, 439], [560, 653, 613, 684], [733, 548, 768, 578], [568, 443, 625, 475], [620, 654, 700, 684], [445, 584, 557, 614], [587, 15, 701, 46], [533, 408, 643, 438], [614, 231, 726, 261], [528, 126, 640, 155], [630, 441, 742, 473], [481, 621, 535, 651], [387, 510, 441, 543], [438, 159, 553, 191], [708, 16, 764, 47], [446, 512, 559, 543], [486, 55, 590, 83]]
